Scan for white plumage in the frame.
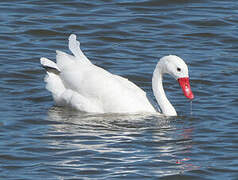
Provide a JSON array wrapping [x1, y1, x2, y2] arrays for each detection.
[[41, 34, 194, 116]]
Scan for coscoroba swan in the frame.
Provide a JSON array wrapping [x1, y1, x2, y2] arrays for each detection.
[[40, 34, 194, 116]]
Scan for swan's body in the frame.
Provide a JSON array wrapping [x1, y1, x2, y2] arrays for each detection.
[[41, 34, 194, 116]]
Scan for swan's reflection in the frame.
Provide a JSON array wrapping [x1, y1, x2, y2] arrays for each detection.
[[47, 106, 172, 131], [46, 106, 199, 176]]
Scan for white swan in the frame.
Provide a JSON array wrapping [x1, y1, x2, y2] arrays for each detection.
[[40, 34, 194, 116]]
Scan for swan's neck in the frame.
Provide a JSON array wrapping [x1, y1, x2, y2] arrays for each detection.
[[152, 63, 177, 116]]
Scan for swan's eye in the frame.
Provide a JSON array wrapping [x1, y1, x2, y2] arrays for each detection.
[[177, 67, 181, 72]]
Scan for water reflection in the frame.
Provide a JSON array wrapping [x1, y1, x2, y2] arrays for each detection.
[[46, 106, 198, 177], [1, 0, 237, 178]]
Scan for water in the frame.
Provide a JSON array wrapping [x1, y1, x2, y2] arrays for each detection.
[[0, 0, 238, 179]]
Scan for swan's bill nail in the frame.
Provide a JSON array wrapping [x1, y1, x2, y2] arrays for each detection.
[[177, 77, 194, 100]]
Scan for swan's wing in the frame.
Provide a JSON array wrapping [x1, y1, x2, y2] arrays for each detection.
[[56, 34, 92, 70], [56, 62, 156, 113], [68, 34, 92, 64], [111, 74, 157, 112], [112, 74, 147, 97], [59, 61, 147, 102]]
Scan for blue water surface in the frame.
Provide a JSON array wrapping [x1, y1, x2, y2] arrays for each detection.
[[0, 0, 238, 179]]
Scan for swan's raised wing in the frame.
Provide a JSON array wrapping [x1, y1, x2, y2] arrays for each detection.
[[55, 34, 92, 70], [68, 34, 92, 64]]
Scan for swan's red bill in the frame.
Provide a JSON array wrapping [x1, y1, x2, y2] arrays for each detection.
[[178, 77, 194, 100]]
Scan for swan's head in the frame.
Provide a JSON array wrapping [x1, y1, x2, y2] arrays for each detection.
[[159, 55, 194, 100]]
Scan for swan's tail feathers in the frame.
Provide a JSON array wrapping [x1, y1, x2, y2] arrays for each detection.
[[40, 57, 61, 75], [68, 34, 92, 64], [40, 57, 66, 105]]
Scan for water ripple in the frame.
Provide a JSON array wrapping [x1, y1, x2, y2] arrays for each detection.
[[0, 0, 238, 179]]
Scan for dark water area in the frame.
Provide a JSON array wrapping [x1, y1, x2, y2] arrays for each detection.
[[0, 0, 238, 179]]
